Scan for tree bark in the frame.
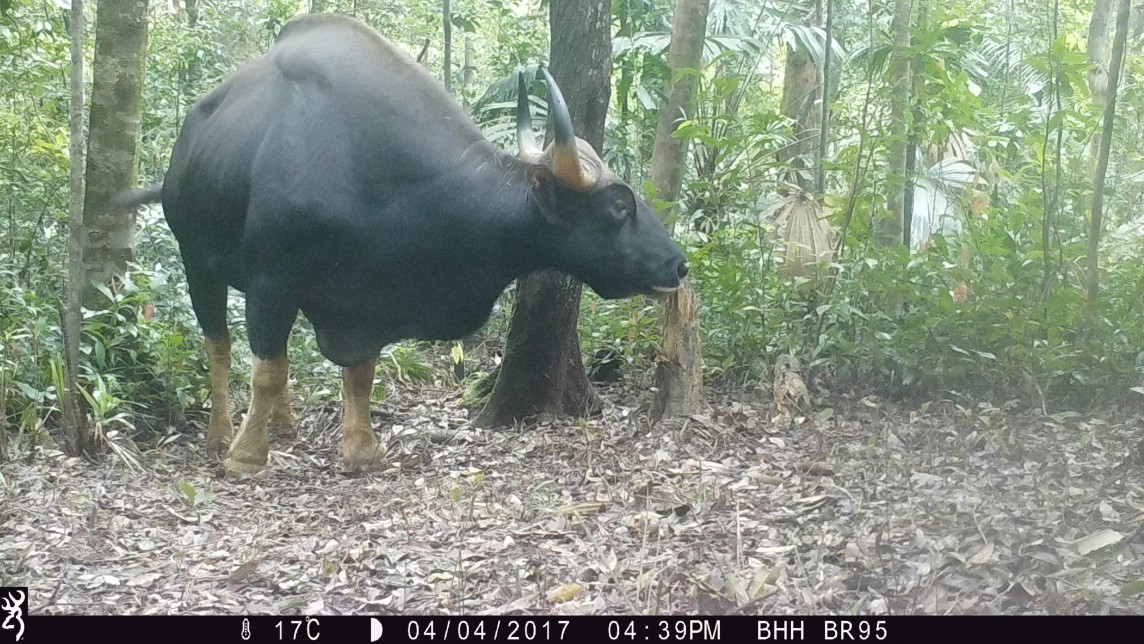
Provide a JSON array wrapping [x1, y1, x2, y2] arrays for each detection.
[[82, 0, 149, 308], [475, 0, 611, 427], [443, 0, 452, 94], [62, 0, 89, 457], [1087, 0, 1113, 182], [181, 0, 200, 96], [1087, 0, 1131, 304], [778, 0, 819, 192], [815, 0, 834, 195], [475, 272, 598, 427], [1088, 0, 1114, 106], [648, 0, 709, 422], [649, 0, 710, 210], [903, 1, 927, 249], [463, 32, 475, 88], [649, 286, 702, 422], [878, 0, 912, 246]]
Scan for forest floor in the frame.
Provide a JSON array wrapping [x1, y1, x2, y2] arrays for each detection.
[[3, 375, 1143, 616]]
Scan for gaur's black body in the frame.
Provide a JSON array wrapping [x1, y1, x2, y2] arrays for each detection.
[[140, 14, 685, 370]]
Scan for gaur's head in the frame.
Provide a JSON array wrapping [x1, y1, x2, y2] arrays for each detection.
[[517, 69, 688, 299]]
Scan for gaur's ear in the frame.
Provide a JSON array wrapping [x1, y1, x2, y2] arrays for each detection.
[[527, 165, 562, 224]]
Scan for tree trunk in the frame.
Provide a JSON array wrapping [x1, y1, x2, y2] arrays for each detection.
[[650, 286, 702, 422], [1088, 0, 1114, 108], [648, 0, 709, 422], [815, 0, 834, 195], [475, 272, 598, 427], [1087, 0, 1131, 304], [463, 32, 475, 89], [443, 0, 452, 94], [310, 0, 327, 12], [778, 0, 819, 192], [649, 0, 710, 210], [82, 0, 149, 308], [181, 0, 200, 96], [1087, 0, 1113, 181], [878, 0, 912, 246], [62, 0, 89, 457], [475, 0, 611, 428], [902, 1, 927, 249]]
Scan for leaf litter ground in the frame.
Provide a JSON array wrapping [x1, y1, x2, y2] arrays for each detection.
[[2, 382, 1142, 615]]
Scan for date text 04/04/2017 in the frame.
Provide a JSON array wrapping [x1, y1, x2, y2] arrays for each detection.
[[404, 618, 572, 641]]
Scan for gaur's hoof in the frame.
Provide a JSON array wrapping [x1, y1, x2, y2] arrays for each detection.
[[269, 403, 295, 440], [205, 431, 233, 456], [341, 433, 387, 472], [223, 455, 268, 475]]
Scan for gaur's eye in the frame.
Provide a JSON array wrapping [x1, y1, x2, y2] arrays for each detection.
[[606, 184, 638, 222]]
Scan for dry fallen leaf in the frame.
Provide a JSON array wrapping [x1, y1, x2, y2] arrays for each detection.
[[1070, 529, 1123, 556], [773, 355, 811, 416], [228, 558, 262, 584], [127, 572, 162, 587], [968, 542, 994, 566], [804, 461, 834, 477], [951, 282, 970, 304], [551, 501, 607, 515], [546, 583, 583, 603]]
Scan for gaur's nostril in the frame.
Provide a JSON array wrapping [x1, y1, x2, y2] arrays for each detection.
[[677, 261, 689, 280]]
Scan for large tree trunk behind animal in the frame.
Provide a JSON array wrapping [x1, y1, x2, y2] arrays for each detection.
[[475, 0, 611, 428], [648, 0, 709, 422], [61, 0, 89, 457], [82, 0, 149, 308]]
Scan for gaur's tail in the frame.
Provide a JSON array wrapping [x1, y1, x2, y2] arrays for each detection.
[[107, 185, 162, 212]]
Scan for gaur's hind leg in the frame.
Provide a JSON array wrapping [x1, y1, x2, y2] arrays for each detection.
[[224, 288, 297, 474], [340, 356, 386, 471], [187, 274, 233, 455]]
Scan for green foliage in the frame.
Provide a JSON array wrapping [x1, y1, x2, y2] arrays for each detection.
[[571, 0, 1144, 410], [0, 262, 205, 435], [79, 271, 205, 426], [808, 216, 1144, 406], [1, 267, 63, 433], [579, 292, 667, 378]]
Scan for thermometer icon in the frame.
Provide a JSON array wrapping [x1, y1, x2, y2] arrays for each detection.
[[242, 618, 251, 640]]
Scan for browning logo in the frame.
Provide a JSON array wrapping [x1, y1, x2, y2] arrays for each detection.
[[0, 588, 25, 642]]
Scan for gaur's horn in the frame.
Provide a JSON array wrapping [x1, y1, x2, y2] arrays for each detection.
[[516, 70, 542, 162], [540, 67, 590, 189]]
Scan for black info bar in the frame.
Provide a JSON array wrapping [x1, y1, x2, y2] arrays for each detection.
[[9, 615, 1137, 643]]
